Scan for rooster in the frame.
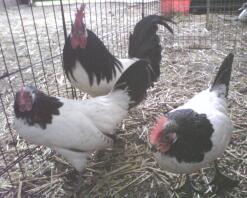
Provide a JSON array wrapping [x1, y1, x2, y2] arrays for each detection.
[[14, 62, 153, 172], [149, 53, 238, 195], [62, 4, 173, 97]]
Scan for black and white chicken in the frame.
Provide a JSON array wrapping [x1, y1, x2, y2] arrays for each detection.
[[62, 4, 173, 97], [238, 2, 247, 22], [14, 62, 152, 172], [149, 53, 238, 195]]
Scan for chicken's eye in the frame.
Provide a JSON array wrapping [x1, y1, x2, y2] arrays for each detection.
[[161, 132, 167, 139], [164, 135, 170, 140], [162, 134, 171, 143]]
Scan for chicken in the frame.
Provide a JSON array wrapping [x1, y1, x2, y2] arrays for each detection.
[[238, 2, 247, 22], [14, 62, 153, 172], [62, 4, 173, 97], [149, 53, 238, 195]]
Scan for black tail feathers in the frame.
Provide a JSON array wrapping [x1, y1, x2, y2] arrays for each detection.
[[128, 15, 174, 81], [210, 53, 234, 97], [113, 60, 153, 109]]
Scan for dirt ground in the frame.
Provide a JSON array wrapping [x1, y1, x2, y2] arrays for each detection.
[[0, 2, 246, 198]]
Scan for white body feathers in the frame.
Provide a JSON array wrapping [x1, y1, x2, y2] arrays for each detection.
[[238, 6, 247, 22], [154, 88, 233, 174], [14, 90, 129, 171], [68, 58, 138, 97]]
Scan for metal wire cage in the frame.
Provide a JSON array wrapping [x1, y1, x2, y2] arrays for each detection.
[[161, 0, 246, 51], [0, 0, 159, 196], [0, 0, 246, 197]]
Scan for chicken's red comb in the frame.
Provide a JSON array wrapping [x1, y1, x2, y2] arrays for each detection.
[[149, 116, 167, 144], [74, 4, 86, 26]]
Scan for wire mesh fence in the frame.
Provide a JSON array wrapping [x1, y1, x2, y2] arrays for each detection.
[[0, 0, 246, 197], [161, 0, 246, 53], [0, 0, 159, 196]]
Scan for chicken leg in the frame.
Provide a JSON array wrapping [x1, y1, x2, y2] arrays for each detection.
[[175, 175, 202, 197], [210, 160, 239, 193]]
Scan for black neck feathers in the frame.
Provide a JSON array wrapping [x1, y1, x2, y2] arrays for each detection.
[[63, 29, 123, 86], [165, 109, 214, 163], [14, 92, 63, 129]]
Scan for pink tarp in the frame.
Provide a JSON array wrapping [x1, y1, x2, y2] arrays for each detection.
[[161, 0, 191, 15]]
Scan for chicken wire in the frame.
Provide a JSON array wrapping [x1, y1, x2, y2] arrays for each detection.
[[0, 0, 159, 197], [0, 0, 246, 197], [164, 0, 246, 53]]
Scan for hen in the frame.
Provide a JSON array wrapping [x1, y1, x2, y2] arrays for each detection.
[[149, 53, 238, 195], [14, 62, 153, 171], [238, 2, 247, 22]]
